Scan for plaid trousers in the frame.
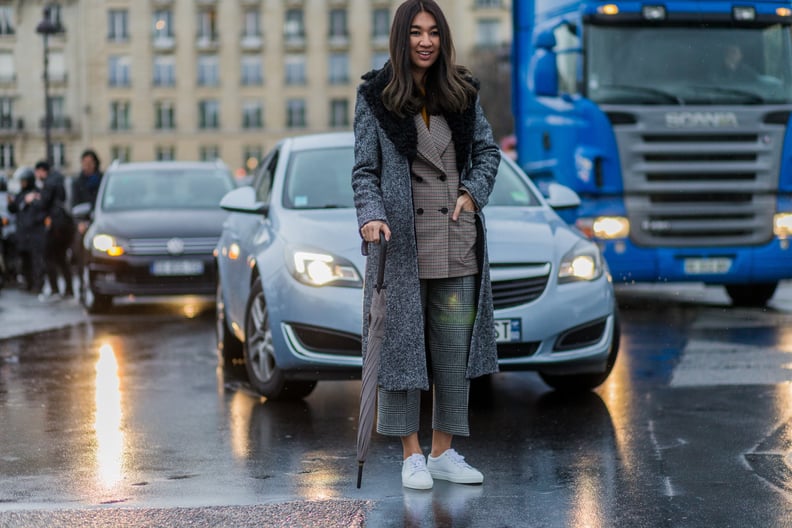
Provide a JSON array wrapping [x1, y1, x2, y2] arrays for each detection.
[[377, 274, 477, 437]]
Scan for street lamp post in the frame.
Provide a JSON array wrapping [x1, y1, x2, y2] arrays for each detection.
[[36, 7, 57, 166]]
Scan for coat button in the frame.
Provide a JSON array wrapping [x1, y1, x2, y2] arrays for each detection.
[[414, 175, 424, 183], [416, 208, 424, 215], [440, 207, 448, 214], [439, 175, 447, 181]]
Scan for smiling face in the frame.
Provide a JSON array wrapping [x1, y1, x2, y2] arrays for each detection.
[[409, 11, 440, 84]]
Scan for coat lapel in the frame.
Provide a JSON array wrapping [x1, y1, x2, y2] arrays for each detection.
[[414, 115, 446, 174]]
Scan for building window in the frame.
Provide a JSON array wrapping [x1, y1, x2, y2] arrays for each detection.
[[372, 8, 389, 40], [50, 96, 66, 127], [0, 52, 12, 83], [47, 3, 64, 33], [329, 9, 348, 39], [242, 101, 263, 129], [371, 51, 389, 70], [330, 98, 349, 128], [197, 55, 219, 86], [110, 145, 131, 162], [156, 146, 175, 161], [153, 10, 174, 40], [243, 8, 261, 38], [108, 9, 128, 42], [284, 54, 306, 85], [243, 145, 263, 174], [0, 5, 15, 36], [197, 8, 218, 42], [110, 101, 131, 131], [52, 142, 66, 167], [0, 143, 14, 169], [476, 19, 500, 48], [286, 99, 306, 128], [328, 53, 349, 84], [47, 51, 67, 83], [284, 9, 304, 42], [108, 56, 130, 87], [198, 100, 220, 129], [153, 55, 175, 86], [155, 101, 175, 130], [0, 97, 12, 129], [475, 0, 502, 7], [241, 55, 263, 86], [200, 145, 220, 161]]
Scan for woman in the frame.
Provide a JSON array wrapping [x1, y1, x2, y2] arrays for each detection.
[[352, 0, 500, 490]]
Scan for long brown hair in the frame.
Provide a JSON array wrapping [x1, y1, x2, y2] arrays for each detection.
[[382, 0, 477, 117]]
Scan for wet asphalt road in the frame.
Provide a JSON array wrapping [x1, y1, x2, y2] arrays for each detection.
[[2, 284, 792, 527]]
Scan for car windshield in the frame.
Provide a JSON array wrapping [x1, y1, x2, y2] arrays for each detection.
[[587, 24, 792, 105], [102, 168, 235, 211], [283, 146, 540, 209]]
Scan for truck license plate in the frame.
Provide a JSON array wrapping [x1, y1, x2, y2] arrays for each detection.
[[151, 260, 204, 276], [494, 319, 521, 343], [683, 258, 732, 275]]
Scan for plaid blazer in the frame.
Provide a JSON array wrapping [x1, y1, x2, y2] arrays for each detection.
[[412, 114, 479, 279]]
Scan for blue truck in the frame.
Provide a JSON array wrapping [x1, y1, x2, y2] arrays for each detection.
[[513, 0, 792, 306]]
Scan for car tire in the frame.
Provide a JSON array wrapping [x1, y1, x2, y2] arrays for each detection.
[[725, 282, 778, 307], [216, 279, 247, 380], [82, 267, 112, 314], [243, 278, 316, 400], [539, 314, 621, 393]]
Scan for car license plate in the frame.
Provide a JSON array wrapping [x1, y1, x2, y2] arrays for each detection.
[[683, 258, 732, 275], [494, 319, 521, 343], [150, 260, 204, 276]]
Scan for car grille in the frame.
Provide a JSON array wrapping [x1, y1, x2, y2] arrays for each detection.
[[497, 342, 540, 359], [126, 237, 218, 256], [613, 109, 781, 248], [490, 263, 550, 310]]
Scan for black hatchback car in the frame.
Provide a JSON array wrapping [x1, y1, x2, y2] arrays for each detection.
[[78, 160, 235, 312]]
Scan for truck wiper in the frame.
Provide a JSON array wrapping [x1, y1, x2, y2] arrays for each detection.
[[599, 84, 685, 104], [690, 85, 765, 104]]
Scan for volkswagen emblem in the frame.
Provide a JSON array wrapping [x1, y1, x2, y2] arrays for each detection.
[[167, 238, 185, 255]]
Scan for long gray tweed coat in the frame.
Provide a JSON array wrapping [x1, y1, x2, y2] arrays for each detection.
[[352, 64, 501, 391]]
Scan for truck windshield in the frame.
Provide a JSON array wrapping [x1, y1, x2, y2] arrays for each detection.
[[587, 24, 792, 105]]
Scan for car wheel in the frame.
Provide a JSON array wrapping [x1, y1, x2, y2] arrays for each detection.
[[82, 267, 112, 314], [243, 278, 316, 400], [725, 282, 778, 307], [540, 315, 621, 393], [216, 279, 246, 379]]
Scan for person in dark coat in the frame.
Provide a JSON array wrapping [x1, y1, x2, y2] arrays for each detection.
[[70, 149, 103, 300], [36, 160, 74, 299], [352, 0, 500, 490], [8, 169, 46, 293]]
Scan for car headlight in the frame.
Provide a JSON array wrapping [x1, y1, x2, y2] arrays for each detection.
[[774, 213, 792, 238], [575, 216, 630, 239], [92, 234, 126, 257], [558, 241, 603, 283], [289, 249, 362, 288]]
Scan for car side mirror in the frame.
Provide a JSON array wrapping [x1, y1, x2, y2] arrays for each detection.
[[545, 183, 581, 210], [220, 186, 269, 215], [71, 202, 93, 221]]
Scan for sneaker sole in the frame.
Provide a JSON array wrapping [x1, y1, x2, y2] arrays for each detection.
[[402, 479, 433, 490], [427, 470, 483, 485]]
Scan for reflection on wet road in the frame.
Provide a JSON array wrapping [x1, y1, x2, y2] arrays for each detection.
[[1, 285, 792, 526]]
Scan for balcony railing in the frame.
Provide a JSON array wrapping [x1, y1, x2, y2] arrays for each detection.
[[0, 117, 23, 131], [240, 34, 262, 50], [152, 35, 176, 51], [196, 34, 219, 51], [39, 116, 72, 131]]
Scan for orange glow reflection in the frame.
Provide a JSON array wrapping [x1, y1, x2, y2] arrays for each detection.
[[94, 343, 124, 488], [229, 391, 255, 459]]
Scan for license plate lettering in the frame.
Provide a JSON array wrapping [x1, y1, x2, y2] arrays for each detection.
[[683, 258, 732, 275], [494, 319, 521, 343], [151, 260, 204, 276]]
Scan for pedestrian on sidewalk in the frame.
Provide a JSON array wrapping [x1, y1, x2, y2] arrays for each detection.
[[7, 169, 46, 294], [351, 0, 500, 491], [70, 149, 103, 301], [35, 160, 75, 300]]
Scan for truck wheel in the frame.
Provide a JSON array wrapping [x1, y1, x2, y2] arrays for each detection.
[[540, 316, 620, 393], [243, 278, 316, 400], [725, 282, 778, 307]]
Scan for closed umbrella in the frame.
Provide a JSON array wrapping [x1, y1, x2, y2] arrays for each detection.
[[356, 233, 387, 488]]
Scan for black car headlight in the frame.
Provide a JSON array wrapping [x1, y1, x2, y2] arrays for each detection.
[[288, 249, 362, 288], [558, 241, 603, 284], [92, 234, 128, 257]]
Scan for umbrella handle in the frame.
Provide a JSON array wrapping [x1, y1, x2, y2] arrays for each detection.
[[375, 232, 387, 294], [357, 462, 364, 489]]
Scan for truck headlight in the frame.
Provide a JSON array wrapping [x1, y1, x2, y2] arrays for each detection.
[[575, 216, 630, 239], [92, 234, 126, 257], [290, 250, 362, 288], [775, 213, 792, 238], [558, 241, 603, 283]]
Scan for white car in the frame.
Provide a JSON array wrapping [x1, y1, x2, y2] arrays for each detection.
[[216, 132, 619, 399]]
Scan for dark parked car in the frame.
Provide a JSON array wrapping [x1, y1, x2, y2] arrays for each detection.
[[77, 160, 235, 312]]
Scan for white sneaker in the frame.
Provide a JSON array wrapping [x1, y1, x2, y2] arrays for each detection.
[[402, 453, 433, 490], [427, 449, 483, 484]]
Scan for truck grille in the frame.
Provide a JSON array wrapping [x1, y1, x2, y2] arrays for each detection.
[[613, 110, 782, 248]]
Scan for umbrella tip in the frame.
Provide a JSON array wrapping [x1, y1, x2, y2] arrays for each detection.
[[357, 462, 364, 489]]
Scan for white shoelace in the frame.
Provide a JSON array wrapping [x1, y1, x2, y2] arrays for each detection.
[[444, 449, 473, 469], [405, 454, 427, 475]]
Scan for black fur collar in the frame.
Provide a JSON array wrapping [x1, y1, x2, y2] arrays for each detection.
[[359, 64, 479, 172]]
